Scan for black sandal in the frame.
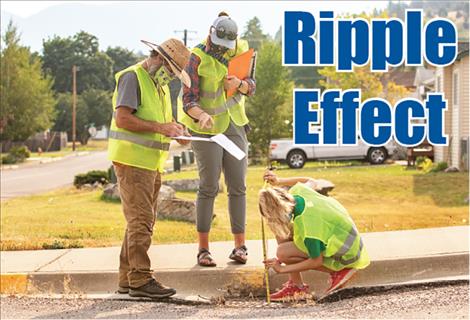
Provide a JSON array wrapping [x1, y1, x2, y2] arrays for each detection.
[[229, 245, 248, 264], [197, 248, 217, 267]]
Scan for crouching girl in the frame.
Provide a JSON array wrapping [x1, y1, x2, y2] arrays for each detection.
[[259, 171, 370, 302]]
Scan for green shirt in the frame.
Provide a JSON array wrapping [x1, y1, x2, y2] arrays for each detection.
[[293, 195, 326, 258]]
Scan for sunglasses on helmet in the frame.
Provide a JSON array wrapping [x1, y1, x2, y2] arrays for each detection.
[[212, 25, 238, 41]]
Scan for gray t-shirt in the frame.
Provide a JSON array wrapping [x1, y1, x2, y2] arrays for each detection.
[[116, 71, 141, 112]]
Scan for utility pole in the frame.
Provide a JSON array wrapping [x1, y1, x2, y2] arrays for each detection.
[[174, 29, 197, 46], [72, 65, 78, 151]]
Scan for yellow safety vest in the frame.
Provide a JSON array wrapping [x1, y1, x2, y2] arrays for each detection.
[[178, 39, 250, 134], [289, 183, 370, 271], [108, 64, 172, 172]]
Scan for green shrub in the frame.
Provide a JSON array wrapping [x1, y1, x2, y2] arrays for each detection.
[[418, 157, 434, 173], [415, 156, 428, 166], [10, 146, 30, 160], [430, 161, 448, 173], [1, 154, 18, 164], [73, 170, 109, 188], [107, 165, 117, 183], [1, 146, 31, 164]]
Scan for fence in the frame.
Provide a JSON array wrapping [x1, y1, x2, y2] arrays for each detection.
[[1, 131, 68, 153]]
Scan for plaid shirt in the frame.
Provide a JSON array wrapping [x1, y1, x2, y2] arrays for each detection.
[[183, 50, 256, 115]]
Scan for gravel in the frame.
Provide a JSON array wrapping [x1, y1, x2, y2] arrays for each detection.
[[1, 282, 468, 319]]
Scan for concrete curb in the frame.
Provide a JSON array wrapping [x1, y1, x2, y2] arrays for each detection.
[[1, 252, 468, 298]]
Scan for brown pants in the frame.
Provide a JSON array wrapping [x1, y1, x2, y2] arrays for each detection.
[[114, 163, 161, 288]]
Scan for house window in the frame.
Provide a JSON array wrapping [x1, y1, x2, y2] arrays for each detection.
[[453, 72, 459, 105]]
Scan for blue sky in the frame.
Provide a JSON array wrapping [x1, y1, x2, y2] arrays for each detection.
[[1, 1, 388, 53]]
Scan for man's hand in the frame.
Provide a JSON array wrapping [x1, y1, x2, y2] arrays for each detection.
[[176, 128, 192, 145], [263, 170, 279, 186], [199, 112, 214, 129], [224, 75, 241, 91], [155, 122, 184, 137], [263, 258, 284, 273]]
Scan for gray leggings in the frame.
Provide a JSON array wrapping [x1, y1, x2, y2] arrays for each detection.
[[191, 129, 248, 234]]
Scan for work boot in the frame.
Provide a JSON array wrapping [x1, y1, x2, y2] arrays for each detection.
[[129, 279, 176, 299], [117, 286, 129, 294]]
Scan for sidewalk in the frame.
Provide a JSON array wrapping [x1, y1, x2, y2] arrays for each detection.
[[1, 226, 468, 298]]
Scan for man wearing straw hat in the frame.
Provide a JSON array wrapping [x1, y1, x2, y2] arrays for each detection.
[[108, 38, 191, 299]]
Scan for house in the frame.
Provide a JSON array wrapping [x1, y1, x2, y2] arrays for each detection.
[[434, 42, 469, 171]]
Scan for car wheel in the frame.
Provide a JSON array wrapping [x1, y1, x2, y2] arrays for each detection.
[[367, 147, 388, 164], [287, 150, 306, 169]]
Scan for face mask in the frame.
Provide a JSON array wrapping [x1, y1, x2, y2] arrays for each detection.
[[210, 43, 228, 56], [153, 65, 173, 87]]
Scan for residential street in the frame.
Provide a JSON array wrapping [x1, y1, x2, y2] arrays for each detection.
[[1, 282, 468, 319], [1, 151, 110, 200]]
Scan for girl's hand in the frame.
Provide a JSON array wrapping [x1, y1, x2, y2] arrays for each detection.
[[263, 258, 284, 273], [199, 112, 214, 129], [263, 170, 278, 185], [224, 75, 241, 91]]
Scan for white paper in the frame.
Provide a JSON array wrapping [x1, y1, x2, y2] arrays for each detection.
[[210, 134, 246, 160], [172, 136, 212, 142]]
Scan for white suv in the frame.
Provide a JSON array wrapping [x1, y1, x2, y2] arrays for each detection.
[[270, 139, 397, 168]]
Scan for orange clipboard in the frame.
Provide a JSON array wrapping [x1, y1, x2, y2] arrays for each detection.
[[226, 48, 256, 98]]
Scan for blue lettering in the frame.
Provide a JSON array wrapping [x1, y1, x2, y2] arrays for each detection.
[[294, 90, 320, 144], [361, 99, 392, 145], [395, 100, 425, 146], [284, 11, 316, 64]]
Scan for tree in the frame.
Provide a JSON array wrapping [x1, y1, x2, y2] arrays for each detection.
[[81, 89, 113, 130], [0, 22, 56, 142], [42, 31, 114, 93], [106, 46, 140, 76], [245, 41, 294, 161], [241, 17, 269, 51], [52, 89, 112, 145]]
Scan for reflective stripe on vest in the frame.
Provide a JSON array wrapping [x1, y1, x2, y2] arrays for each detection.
[[200, 87, 224, 99], [330, 227, 364, 265], [109, 130, 170, 151], [203, 93, 243, 115]]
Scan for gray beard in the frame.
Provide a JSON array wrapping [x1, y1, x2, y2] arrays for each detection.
[[148, 64, 159, 77]]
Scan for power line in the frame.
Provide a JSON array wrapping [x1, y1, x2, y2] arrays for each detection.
[[174, 29, 198, 46]]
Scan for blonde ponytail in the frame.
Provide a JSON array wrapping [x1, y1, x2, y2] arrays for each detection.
[[259, 187, 295, 241]]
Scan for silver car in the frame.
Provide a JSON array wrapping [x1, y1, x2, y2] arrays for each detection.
[[270, 139, 397, 168]]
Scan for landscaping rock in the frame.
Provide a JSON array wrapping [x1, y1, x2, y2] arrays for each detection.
[[163, 179, 199, 191], [314, 179, 335, 196], [157, 198, 196, 223], [164, 178, 225, 193], [103, 183, 120, 201], [444, 167, 460, 173], [157, 185, 176, 203]]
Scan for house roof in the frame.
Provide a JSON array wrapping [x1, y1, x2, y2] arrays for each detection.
[[386, 69, 416, 88]]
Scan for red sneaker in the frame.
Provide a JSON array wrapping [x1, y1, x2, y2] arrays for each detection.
[[270, 280, 309, 302], [325, 268, 357, 294]]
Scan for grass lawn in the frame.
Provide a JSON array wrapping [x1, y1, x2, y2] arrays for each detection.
[[1, 163, 468, 251]]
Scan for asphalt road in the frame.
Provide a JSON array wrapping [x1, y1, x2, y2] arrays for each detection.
[[1, 282, 468, 319], [1, 151, 111, 200]]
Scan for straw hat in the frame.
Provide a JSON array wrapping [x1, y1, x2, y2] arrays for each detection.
[[141, 39, 191, 87]]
